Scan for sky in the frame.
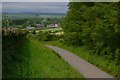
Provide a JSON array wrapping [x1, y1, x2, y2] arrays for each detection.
[[0, 2, 1, 13], [2, 0, 119, 13], [2, 2, 68, 13], [1, 0, 119, 2], [2, 0, 69, 2]]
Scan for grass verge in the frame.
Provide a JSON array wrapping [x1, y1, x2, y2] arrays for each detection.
[[3, 39, 84, 78], [27, 39, 83, 78], [46, 41, 120, 79]]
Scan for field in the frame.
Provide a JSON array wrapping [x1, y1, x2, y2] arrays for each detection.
[[36, 27, 64, 35], [41, 27, 62, 32]]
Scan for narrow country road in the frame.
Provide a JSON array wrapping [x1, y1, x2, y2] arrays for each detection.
[[46, 45, 114, 78]]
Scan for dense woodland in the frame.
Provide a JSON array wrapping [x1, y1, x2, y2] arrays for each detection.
[[61, 2, 120, 77]]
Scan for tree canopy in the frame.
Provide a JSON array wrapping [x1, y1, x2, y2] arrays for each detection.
[[61, 3, 120, 77]]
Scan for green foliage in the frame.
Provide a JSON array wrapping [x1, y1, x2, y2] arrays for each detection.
[[36, 31, 64, 41], [61, 2, 120, 78], [2, 31, 83, 78], [2, 28, 28, 78], [115, 49, 120, 65], [64, 32, 83, 46], [31, 30, 36, 34], [47, 41, 119, 79]]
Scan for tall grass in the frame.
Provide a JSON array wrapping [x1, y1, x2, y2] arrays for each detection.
[[26, 39, 83, 78], [2, 28, 29, 78]]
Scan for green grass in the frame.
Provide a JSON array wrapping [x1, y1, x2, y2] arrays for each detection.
[[46, 41, 119, 79], [41, 27, 62, 32], [3, 39, 83, 78], [27, 39, 83, 78], [36, 27, 64, 35]]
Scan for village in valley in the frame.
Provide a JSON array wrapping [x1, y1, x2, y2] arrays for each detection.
[[2, 13, 64, 35], [2, 13, 63, 30], [26, 22, 60, 30]]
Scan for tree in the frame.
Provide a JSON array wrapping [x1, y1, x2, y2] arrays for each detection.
[[61, 2, 120, 66]]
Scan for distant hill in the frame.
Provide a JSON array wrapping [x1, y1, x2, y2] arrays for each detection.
[[22, 13, 66, 16], [3, 13, 66, 18]]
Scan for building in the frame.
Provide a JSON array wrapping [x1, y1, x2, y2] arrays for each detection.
[[47, 23, 59, 28], [36, 24, 45, 28], [26, 27, 35, 30]]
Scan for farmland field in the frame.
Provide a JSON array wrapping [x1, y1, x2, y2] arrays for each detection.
[[36, 27, 64, 35], [41, 27, 62, 32]]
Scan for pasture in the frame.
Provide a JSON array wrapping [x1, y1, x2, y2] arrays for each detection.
[[36, 27, 64, 35]]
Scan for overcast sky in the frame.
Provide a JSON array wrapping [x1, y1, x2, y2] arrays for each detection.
[[2, 0, 119, 2], [2, 0, 69, 2], [2, 2, 68, 13]]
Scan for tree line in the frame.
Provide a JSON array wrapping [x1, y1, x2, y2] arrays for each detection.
[[61, 2, 120, 78]]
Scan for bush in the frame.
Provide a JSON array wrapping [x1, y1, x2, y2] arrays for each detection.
[[36, 31, 64, 41], [64, 32, 83, 46], [2, 28, 28, 78]]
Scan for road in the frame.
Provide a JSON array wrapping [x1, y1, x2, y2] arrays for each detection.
[[46, 45, 114, 79]]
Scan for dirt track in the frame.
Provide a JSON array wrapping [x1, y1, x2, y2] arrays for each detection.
[[46, 45, 114, 78]]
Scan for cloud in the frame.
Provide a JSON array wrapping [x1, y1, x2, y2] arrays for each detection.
[[2, 2, 68, 13], [2, 0, 119, 2], [0, 2, 2, 13], [2, 0, 69, 2]]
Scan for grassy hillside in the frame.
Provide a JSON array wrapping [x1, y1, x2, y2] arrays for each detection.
[[3, 38, 83, 78], [27, 39, 83, 78]]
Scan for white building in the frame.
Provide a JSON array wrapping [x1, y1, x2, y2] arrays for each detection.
[[26, 27, 35, 30], [47, 23, 59, 28]]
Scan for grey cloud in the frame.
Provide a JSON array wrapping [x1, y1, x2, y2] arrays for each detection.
[[2, 2, 68, 13], [2, 0, 69, 2]]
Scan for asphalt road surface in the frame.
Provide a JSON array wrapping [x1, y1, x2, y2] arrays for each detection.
[[46, 45, 114, 79]]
